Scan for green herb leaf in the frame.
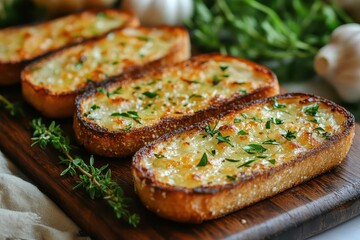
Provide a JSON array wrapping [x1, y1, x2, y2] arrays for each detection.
[[282, 130, 297, 140], [142, 91, 158, 98], [189, 94, 202, 99], [91, 104, 100, 111], [238, 159, 256, 168], [226, 175, 236, 181], [234, 118, 242, 123], [0, 94, 24, 117], [225, 158, 240, 162], [212, 75, 221, 86], [303, 103, 319, 116], [30, 118, 140, 227], [238, 130, 248, 136], [197, 152, 208, 167], [216, 132, 234, 147], [220, 65, 228, 71], [204, 121, 219, 137], [243, 144, 267, 154], [268, 159, 276, 165], [273, 97, 286, 109], [262, 139, 279, 145], [111, 111, 141, 124]]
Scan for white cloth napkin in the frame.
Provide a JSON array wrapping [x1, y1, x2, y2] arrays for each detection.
[[0, 151, 89, 240]]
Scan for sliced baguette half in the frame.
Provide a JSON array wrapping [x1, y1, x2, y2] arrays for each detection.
[[74, 53, 279, 157], [22, 26, 190, 118], [0, 9, 138, 85], [132, 93, 355, 223]]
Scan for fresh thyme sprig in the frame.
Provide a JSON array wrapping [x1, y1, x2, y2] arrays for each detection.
[[30, 118, 140, 227], [0, 94, 24, 117]]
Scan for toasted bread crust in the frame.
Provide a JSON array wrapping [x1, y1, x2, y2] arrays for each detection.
[[22, 26, 190, 118], [132, 93, 355, 223], [74, 54, 279, 157], [0, 9, 139, 85]]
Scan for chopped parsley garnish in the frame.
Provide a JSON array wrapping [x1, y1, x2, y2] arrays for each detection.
[[220, 65, 228, 71], [189, 94, 202, 99], [314, 127, 325, 132], [110, 111, 141, 124], [108, 87, 122, 96], [234, 118, 242, 123], [314, 127, 331, 140], [226, 175, 236, 181], [225, 158, 241, 162], [268, 159, 276, 165], [142, 91, 158, 98], [243, 144, 267, 154], [154, 153, 166, 159], [97, 87, 107, 96], [282, 130, 297, 140], [212, 75, 221, 86], [250, 116, 262, 123], [238, 130, 248, 136], [216, 132, 234, 147], [272, 97, 286, 109], [256, 156, 267, 158], [97, 87, 122, 97], [205, 121, 219, 137], [90, 104, 100, 111], [308, 118, 319, 124], [207, 149, 216, 156], [197, 152, 208, 167], [242, 113, 248, 119], [238, 159, 256, 168], [124, 123, 132, 131], [239, 89, 247, 94], [303, 103, 319, 116], [266, 117, 284, 129], [262, 139, 279, 145]]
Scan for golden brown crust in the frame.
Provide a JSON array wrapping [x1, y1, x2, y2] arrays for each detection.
[[74, 54, 279, 157], [0, 9, 139, 86], [131, 93, 355, 223], [21, 26, 190, 118]]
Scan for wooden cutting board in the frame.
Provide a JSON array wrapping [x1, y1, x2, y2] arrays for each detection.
[[0, 86, 359, 240]]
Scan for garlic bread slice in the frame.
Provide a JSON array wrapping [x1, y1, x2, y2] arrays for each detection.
[[74, 54, 279, 157], [0, 9, 138, 85], [22, 26, 190, 118], [132, 93, 355, 223]]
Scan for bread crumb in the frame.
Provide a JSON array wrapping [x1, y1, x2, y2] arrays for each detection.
[[241, 219, 247, 224]]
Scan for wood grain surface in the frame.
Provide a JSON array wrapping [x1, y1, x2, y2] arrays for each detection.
[[0, 85, 359, 240]]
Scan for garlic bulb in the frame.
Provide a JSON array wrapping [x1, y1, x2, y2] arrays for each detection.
[[314, 23, 360, 103], [121, 0, 193, 26]]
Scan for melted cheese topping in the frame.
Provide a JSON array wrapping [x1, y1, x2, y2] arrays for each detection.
[[27, 28, 178, 92], [0, 10, 128, 62], [139, 97, 345, 188], [82, 59, 272, 130]]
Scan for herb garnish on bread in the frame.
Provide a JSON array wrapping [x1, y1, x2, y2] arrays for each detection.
[[22, 26, 190, 118], [0, 9, 138, 85], [132, 93, 355, 223], [74, 54, 279, 157]]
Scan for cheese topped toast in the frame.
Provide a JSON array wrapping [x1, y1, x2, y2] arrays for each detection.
[[0, 9, 138, 85], [132, 93, 355, 223], [22, 26, 190, 118], [74, 54, 279, 157]]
